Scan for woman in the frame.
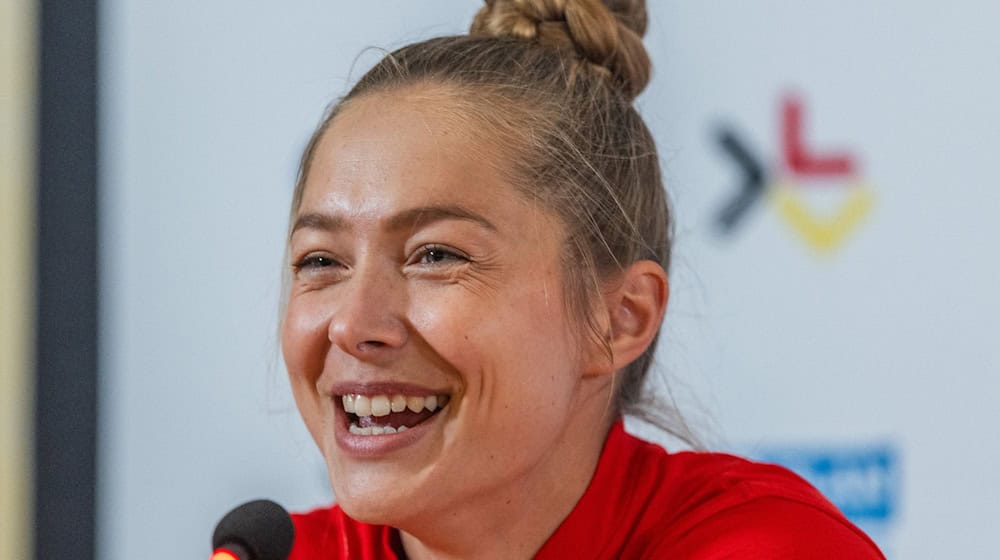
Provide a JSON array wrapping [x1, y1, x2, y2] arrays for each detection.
[[280, 1, 885, 558]]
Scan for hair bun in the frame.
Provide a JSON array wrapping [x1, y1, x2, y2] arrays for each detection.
[[470, 0, 651, 100]]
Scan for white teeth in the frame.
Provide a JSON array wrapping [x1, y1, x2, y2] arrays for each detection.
[[370, 395, 391, 417], [390, 394, 407, 413], [406, 395, 425, 413], [343, 392, 448, 420], [348, 423, 373, 436], [354, 395, 372, 417], [348, 422, 399, 436]]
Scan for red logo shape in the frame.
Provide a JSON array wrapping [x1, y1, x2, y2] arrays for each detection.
[[782, 96, 855, 179]]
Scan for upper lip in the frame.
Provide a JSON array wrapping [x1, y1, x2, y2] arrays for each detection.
[[325, 380, 452, 398]]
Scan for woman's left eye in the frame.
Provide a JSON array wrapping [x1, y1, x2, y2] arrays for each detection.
[[415, 245, 467, 265]]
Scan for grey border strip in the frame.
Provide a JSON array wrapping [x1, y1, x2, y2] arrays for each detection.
[[34, 0, 99, 558]]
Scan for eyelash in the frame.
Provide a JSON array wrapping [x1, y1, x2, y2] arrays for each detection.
[[413, 244, 468, 266], [291, 245, 468, 273], [292, 254, 338, 272]]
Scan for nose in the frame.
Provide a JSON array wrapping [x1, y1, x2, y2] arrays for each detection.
[[327, 259, 408, 360]]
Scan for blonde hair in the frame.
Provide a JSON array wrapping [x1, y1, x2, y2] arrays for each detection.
[[290, 0, 694, 444]]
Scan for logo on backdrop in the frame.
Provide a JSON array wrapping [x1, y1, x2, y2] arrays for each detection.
[[714, 94, 875, 252], [752, 443, 900, 531]]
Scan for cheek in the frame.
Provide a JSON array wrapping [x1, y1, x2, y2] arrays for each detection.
[[412, 270, 580, 407], [282, 297, 331, 398], [282, 297, 335, 447]]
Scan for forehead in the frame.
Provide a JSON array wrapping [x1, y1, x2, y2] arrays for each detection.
[[300, 88, 522, 218]]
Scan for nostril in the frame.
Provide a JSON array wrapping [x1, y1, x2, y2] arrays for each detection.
[[358, 340, 387, 350], [327, 305, 408, 355]]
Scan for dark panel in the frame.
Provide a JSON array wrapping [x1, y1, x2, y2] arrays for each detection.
[[34, 0, 99, 558]]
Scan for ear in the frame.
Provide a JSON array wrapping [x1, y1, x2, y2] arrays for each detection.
[[582, 260, 669, 377]]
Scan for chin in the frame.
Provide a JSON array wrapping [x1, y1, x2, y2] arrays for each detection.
[[334, 487, 418, 527], [337, 498, 397, 525], [327, 465, 425, 527]]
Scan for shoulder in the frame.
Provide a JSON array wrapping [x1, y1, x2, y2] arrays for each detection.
[[633, 446, 886, 559], [649, 494, 886, 559], [289, 504, 402, 560], [604, 426, 886, 558]]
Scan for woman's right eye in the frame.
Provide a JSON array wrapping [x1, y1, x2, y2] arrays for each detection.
[[293, 254, 339, 272]]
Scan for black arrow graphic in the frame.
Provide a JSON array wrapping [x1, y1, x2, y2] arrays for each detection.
[[715, 126, 767, 233]]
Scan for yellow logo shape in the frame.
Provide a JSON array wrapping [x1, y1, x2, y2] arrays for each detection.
[[772, 181, 875, 252]]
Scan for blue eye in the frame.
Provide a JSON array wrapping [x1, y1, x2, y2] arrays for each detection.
[[417, 245, 466, 265], [294, 254, 337, 270]]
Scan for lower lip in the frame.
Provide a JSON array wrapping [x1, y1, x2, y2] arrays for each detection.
[[332, 401, 445, 458]]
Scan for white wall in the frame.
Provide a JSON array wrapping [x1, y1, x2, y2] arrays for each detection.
[[99, 2, 1000, 558], [645, 4, 1000, 557]]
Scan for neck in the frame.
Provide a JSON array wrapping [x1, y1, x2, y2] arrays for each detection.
[[397, 384, 617, 560]]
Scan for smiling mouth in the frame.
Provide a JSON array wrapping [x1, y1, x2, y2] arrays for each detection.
[[341, 394, 451, 435]]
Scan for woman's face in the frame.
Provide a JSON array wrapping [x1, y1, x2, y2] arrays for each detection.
[[282, 88, 612, 527]]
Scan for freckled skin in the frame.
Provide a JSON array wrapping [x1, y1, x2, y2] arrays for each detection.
[[282, 87, 618, 560]]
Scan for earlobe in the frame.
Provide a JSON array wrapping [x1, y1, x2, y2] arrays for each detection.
[[604, 260, 669, 372]]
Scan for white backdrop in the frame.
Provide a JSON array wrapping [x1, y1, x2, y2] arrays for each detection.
[[98, 2, 1000, 558]]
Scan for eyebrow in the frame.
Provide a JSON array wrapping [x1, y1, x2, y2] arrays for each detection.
[[290, 212, 348, 236], [290, 204, 497, 236], [386, 205, 497, 233]]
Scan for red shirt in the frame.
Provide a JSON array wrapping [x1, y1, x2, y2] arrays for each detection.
[[290, 421, 885, 559]]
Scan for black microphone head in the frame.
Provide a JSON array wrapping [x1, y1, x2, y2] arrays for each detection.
[[212, 499, 294, 560]]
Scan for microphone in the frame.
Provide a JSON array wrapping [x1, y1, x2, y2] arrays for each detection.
[[211, 499, 295, 560]]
